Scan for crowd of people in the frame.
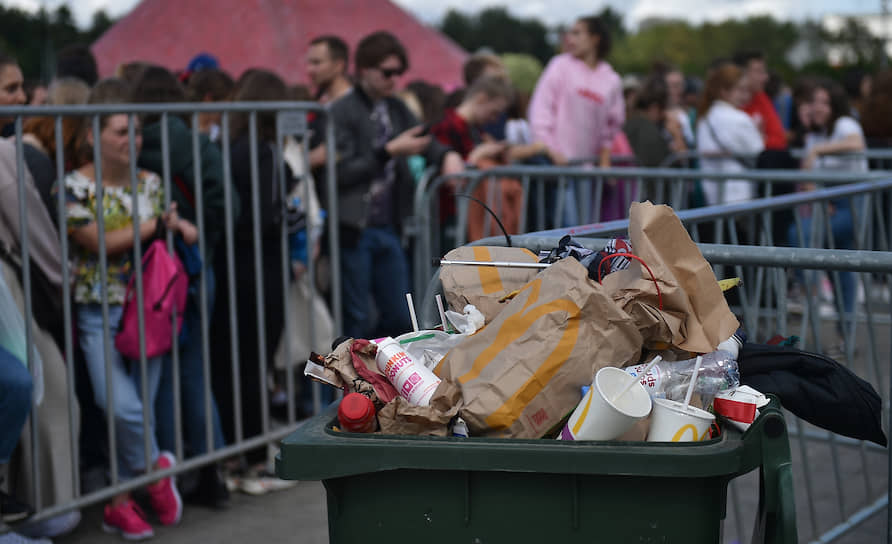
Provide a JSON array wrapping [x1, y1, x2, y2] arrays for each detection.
[[0, 11, 891, 542]]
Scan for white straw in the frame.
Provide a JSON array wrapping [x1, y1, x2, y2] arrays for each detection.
[[683, 356, 703, 409], [435, 294, 448, 332], [406, 293, 419, 332], [611, 355, 662, 404]]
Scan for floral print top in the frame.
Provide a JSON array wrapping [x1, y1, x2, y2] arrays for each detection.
[[64, 169, 164, 305]]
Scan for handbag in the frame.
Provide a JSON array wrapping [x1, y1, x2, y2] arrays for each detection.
[[115, 239, 189, 360]]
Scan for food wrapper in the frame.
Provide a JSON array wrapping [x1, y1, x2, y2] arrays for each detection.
[[713, 385, 769, 432]]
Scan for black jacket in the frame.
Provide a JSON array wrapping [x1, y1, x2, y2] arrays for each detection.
[[138, 116, 237, 261], [327, 84, 450, 234], [739, 342, 886, 446], [229, 135, 293, 248]]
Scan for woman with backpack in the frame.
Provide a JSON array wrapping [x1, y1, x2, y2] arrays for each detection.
[[64, 78, 196, 540]]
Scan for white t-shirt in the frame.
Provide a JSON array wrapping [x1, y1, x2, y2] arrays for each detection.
[[505, 119, 532, 146], [696, 100, 765, 205], [805, 116, 867, 172]]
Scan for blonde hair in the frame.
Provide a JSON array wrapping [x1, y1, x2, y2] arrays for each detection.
[[46, 77, 90, 105]]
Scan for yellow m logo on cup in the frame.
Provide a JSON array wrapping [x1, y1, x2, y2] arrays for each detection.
[[671, 424, 708, 442]]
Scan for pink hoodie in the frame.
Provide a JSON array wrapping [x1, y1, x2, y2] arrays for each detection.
[[528, 54, 625, 160]]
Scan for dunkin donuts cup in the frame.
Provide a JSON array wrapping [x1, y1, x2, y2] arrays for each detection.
[[647, 398, 715, 442], [559, 367, 652, 441]]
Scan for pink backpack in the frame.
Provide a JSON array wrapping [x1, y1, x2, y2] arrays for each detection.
[[115, 239, 189, 360]]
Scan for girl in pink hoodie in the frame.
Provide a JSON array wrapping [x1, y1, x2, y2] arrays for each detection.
[[529, 15, 625, 225]]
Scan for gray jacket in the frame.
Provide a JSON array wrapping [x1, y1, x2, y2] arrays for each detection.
[[327, 84, 450, 235]]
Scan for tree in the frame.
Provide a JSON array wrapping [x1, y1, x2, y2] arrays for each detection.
[[0, 5, 118, 80], [501, 53, 543, 94], [440, 7, 553, 64]]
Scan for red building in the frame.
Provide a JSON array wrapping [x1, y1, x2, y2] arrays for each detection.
[[91, 0, 468, 89]]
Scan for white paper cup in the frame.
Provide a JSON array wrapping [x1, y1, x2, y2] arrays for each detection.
[[647, 398, 715, 442], [560, 367, 652, 441]]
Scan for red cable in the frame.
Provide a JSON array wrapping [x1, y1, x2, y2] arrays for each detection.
[[597, 252, 663, 310]]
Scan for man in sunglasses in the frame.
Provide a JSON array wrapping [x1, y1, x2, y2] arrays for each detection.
[[328, 31, 464, 340]]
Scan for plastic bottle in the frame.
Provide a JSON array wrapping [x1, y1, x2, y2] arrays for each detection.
[[338, 393, 378, 433], [624, 351, 740, 406], [375, 337, 441, 406]]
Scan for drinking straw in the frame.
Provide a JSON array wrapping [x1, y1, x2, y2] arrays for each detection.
[[435, 294, 449, 332], [406, 293, 419, 332], [683, 356, 704, 409], [610, 355, 662, 404]]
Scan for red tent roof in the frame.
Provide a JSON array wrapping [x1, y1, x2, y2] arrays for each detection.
[[91, 0, 468, 90]]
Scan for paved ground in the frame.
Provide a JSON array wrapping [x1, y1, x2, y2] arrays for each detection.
[[57, 482, 329, 544]]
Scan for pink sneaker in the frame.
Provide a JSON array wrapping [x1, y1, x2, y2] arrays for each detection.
[[102, 499, 154, 540], [147, 452, 183, 526]]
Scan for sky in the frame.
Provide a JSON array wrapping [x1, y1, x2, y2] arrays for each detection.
[[0, 0, 883, 29]]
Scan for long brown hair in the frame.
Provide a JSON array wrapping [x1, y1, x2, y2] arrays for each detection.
[[698, 63, 743, 118], [228, 69, 288, 142]]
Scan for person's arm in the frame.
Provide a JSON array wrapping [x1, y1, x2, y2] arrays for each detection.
[[69, 216, 158, 256], [804, 133, 864, 170], [528, 58, 563, 152]]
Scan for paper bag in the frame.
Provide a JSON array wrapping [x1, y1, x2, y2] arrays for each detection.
[[377, 380, 462, 436], [603, 202, 739, 354], [316, 339, 396, 407], [440, 246, 540, 323], [436, 258, 643, 439]]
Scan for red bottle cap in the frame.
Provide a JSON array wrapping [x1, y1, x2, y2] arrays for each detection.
[[338, 393, 376, 432]]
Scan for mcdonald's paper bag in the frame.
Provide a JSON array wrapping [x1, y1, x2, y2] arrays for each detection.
[[436, 258, 643, 439], [602, 202, 739, 354], [440, 246, 541, 323]]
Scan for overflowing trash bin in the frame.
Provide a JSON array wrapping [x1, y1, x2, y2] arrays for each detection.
[[278, 201, 884, 542]]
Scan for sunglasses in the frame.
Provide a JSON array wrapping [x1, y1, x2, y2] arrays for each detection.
[[378, 67, 405, 78]]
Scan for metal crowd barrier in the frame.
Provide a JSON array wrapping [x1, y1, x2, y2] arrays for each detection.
[[660, 148, 892, 170], [446, 226, 892, 544], [0, 101, 339, 526], [410, 165, 890, 299]]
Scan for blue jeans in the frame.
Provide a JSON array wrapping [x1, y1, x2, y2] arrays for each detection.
[[156, 268, 226, 456], [340, 226, 412, 340], [0, 345, 32, 464], [787, 199, 856, 315], [77, 304, 163, 480]]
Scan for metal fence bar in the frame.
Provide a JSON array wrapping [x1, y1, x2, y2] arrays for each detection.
[[92, 113, 119, 486], [247, 113, 271, 443], [220, 113, 242, 443], [324, 109, 342, 336], [190, 113, 215, 455], [159, 112, 184, 464], [127, 114, 152, 480], [55, 114, 79, 498]]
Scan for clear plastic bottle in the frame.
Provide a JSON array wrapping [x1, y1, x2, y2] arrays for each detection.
[[624, 351, 740, 407]]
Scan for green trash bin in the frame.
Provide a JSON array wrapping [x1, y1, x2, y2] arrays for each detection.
[[277, 396, 797, 543]]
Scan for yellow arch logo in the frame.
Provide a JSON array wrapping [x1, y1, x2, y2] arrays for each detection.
[[671, 424, 709, 442], [452, 275, 582, 431]]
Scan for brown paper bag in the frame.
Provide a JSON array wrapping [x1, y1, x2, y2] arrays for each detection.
[[439, 246, 540, 322], [436, 258, 643, 439], [377, 381, 462, 436], [603, 202, 739, 354]]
